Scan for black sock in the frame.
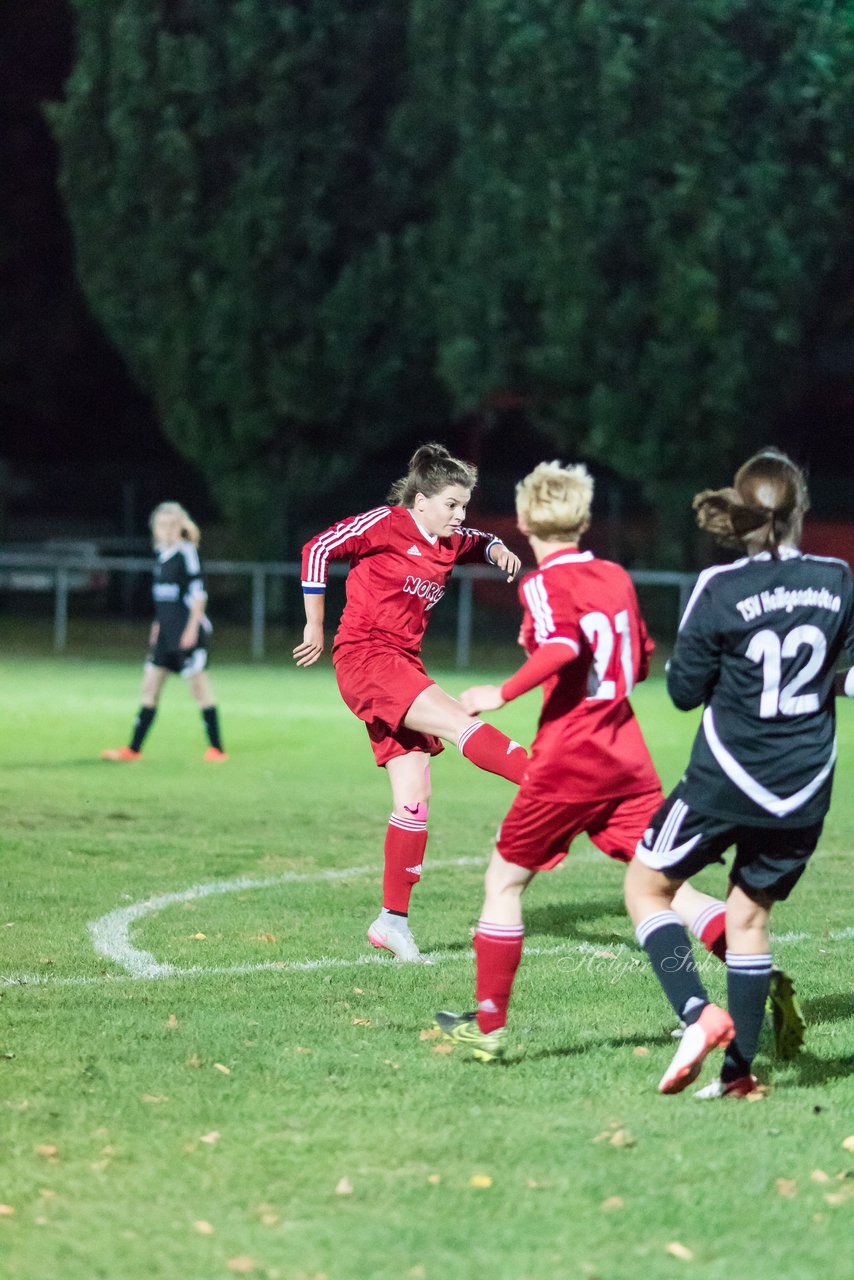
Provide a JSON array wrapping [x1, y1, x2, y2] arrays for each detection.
[[636, 911, 709, 1023], [202, 706, 223, 750], [721, 951, 772, 1081], [130, 706, 156, 752]]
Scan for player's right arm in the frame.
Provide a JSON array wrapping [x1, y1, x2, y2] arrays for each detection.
[[667, 580, 722, 710], [294, 507, 391, 667]]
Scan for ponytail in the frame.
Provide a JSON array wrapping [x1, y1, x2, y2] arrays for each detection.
[[388, 442, 477, 507], [693, 448, 808, 554]]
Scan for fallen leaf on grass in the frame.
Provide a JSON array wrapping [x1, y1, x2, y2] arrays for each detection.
[[419, 1028, 441, 1041], [353, 987, 364, 995], [257, 934, 277, 943], [810, 1170, 831, 1184], [842, 1136, 854, 1153], [0, 1205, 15, 1216], [166, 1014, 178, 1029], [526, 1179, 542, 1190], [383, 1059, 401, 1070], [407, 1267, 426, 1278], [39, 1190, 55, 1200], [351, 1018, 372, 1027], [186, 1055, 204, 1068], [335, 1177, 354, 1196], [609, 1129, 635, 1148], [227, 1258, 256, 1274], [633, 1046, 649, 1057], [1, 1052, 15, 1060], [432, 1044, 453, 1055], [191, 933, 207, 940], [775, 1178, 797, 1199], [260, 1213, 279, 1226], [294, 1046, 310, 1055], [427, 1174, 441, 1185], [601, 1196, 624, 1211], [213, 1063, 231, 1075], [194, 1220, 214, 1235], [35, 1145, 58, 1161], [665, 1242, 694, 1261], [142, 1094, 168, 1104], [746, 1084, 770, 1101], [469, 1175, 493, 1189], [199, 1131, 221, 1145]]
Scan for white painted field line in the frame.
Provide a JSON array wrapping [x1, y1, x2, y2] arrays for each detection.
[[2, 853, 852, 989]]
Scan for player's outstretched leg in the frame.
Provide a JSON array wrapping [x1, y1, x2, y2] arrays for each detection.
[[626, 858, 733, 1093], [404, 685, 528, 785], [369, 754, 432, 963]]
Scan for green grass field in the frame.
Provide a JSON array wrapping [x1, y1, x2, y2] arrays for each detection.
[[2, 655, 853, 1280]]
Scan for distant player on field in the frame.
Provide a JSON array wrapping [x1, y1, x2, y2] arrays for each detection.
[[294, 443, 525, 963], [433, 461, 730, 1061], [626, 448, 854, 1097], [102, 502, 227, 762]]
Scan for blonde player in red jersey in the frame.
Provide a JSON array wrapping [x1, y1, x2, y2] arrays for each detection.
[[294, 443, 526, 963], [433, 460, 728, 1059]]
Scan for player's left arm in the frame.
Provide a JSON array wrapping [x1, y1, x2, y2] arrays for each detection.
[[179, 547, 207, 650], [454, 529, 521, 582]]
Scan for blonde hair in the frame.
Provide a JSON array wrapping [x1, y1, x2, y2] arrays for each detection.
[[693, 448, 809, 555], [149, 501, 201, 547], [387, 442, 477, 507], [515, 461, 594, 542]]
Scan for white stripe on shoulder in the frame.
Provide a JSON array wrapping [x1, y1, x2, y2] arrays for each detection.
[[678, 558, 751, 629], [801, 552, 852, 571], [307, 507, 390, 583], [181, 541, 201, 575]]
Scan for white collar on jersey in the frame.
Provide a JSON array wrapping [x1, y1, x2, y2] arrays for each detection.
[[408, 511, 438, 545], [538, 548, 594, 569], [749, 546, 801, 561]]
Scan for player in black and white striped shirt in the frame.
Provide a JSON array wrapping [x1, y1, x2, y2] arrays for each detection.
[[102, 502, 227, 762], [624, 449, 854, 1096]]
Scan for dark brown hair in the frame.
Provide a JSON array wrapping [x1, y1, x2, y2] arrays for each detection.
[[693, 448, 809, 554], [387, 442, 478, 508]]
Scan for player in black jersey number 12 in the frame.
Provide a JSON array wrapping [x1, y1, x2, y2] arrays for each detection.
[[102, 502, 227, 763], [625, 449, 854, 1096]]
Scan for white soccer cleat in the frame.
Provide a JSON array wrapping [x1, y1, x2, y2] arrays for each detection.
[[367, 917, 433, 964], [658, 1003, 735, 1095]]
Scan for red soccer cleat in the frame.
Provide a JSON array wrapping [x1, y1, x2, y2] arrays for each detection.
[[694, 1073, 760, 1099], [658, 1003, 735, 1095], [203, 747, 229, 762], [101, 747, 142, 761]]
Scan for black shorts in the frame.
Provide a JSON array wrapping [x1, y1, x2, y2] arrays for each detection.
[[635, 785, 822, 901], [148, 636, 208, 678]]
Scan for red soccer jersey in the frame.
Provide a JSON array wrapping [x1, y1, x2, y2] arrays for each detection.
[[301, 505, 500, 655], [512, 548, 660, 802]]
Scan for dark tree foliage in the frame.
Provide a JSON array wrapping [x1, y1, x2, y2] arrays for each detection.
[[51, 0, 854, 556]]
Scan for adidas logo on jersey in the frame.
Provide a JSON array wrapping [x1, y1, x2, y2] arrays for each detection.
[[405, 864, 423, 876], [407, 544, 421, 556]]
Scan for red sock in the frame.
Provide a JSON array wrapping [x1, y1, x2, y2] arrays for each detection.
[[690, 902, 727, 962], [457, 721, 528, 785], [474, 920, 524, 1032], [382, 810, 428, 914]]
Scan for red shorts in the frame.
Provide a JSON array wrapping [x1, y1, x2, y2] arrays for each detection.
[[333, 642, 444, 768], [496, 787, 664, 871]]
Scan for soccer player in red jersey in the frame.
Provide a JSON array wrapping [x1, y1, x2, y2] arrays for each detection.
[[432, 461, 727, 1059], [294, 443, 526, 962]]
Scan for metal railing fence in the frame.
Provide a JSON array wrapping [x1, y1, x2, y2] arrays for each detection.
[[0, 553, 695, 666]]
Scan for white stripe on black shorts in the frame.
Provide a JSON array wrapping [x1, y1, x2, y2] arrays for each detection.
[[635, 785, 823, 901]]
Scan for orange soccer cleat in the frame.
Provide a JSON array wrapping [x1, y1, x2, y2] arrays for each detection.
[[203, 747, 229, 762], [101, 747, 142, 761], [658, 1003, 735, 1095]]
